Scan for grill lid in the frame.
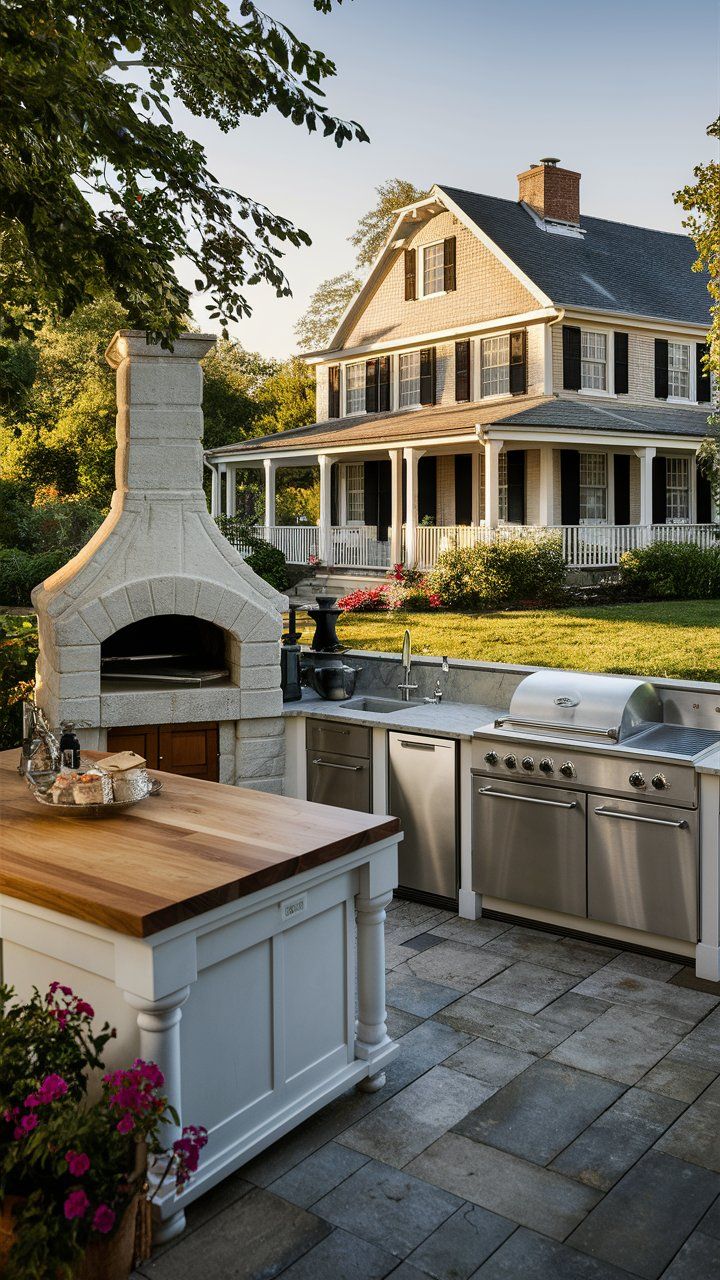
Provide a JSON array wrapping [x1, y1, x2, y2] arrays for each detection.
[[497, 671, 662, 742]]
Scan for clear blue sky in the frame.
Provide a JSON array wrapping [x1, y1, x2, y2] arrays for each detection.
[[178, 0, 720, 358]]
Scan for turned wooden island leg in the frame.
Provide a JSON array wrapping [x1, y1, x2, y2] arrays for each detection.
[[355, 888, 393, 1092], [124, 985, 190, 1244]]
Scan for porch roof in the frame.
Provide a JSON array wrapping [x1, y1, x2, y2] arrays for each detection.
[[205, 396, 711, 463]]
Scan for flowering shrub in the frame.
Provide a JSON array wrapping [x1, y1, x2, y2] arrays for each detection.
[[338, 565, 442, 614], [0, 983, 207, 1280], [426, 535, 566, 610], [307, 552, 320, 567]]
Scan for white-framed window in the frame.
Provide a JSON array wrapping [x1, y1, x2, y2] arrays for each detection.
[[345, 463, 364, 523], [498, 451, 508, 522], [481, 335, 510, 398], [666, 456, 690, 523], [581, 331, 608, 391], [579, 451, 608, 523], [668, 342, 691, 400], [422, 242, 445, 297], [345, 362, 365, 415], [399, 351, 421, 407]]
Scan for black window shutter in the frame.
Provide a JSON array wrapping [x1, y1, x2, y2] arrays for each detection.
[[560, 449, 580, 524], [377, 460, 392, 540], [697, 459, 712, 523], [652, 455, 667, 523], [454, 455, 473, 525], [418, 456, 437, 522], [509, 330, 527, 396], [455, 340, 471, 402], [443, 237, 456, 292], [378, 356, 391, 411], [419, 347, 436, 405], [614, 455, 630, 525], [697, 344, 711, 404], [614, 332, 629, 395], [330, 462, 339, 525], [404, 248, 416, 301], [365, 358, 378, 413], [506, 450, 525, 524], [562, 326, 582, 391], [328, 365, 340, 418], [363, 460, 379, 528], [655, 339, 669, 399]]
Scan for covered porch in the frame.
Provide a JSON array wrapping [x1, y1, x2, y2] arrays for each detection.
[[212, 435, 716, 572]]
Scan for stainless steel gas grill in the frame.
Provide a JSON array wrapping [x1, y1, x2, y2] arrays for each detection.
[[471, 671, 720, 944]]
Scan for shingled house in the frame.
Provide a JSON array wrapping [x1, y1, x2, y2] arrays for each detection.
[[205, 159, 714, 575]]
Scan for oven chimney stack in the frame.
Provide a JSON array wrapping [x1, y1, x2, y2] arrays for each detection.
[[517, 158, 581, 226]]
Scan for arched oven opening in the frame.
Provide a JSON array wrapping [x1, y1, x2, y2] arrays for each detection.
[[101, 615, 230, 687]]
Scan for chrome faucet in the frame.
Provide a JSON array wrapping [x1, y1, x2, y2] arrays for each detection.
[[398, 628, 419, 701], [424, 656, 450, 704]]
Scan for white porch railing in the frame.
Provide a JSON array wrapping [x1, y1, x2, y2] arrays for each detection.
[[218, 519, 319, 563], [414, 524, 536, 570], [561, 523, 720, 568], [330, 526, 391, 569]]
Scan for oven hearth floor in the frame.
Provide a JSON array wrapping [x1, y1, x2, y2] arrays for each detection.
[[133, 905, 720, 1280]]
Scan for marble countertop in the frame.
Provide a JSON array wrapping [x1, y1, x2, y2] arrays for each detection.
[[283, 688, 501, 740]]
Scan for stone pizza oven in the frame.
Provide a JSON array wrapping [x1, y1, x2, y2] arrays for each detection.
[[32, 331, 287, 792]]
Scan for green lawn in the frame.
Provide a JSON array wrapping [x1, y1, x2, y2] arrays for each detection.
[[294, 601, 720, 683]]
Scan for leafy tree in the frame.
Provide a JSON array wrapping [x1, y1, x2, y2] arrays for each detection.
[[0, 0, 367, 345], [256, 357, 315, 435], [295, 178, 428, 349], [675, 116, 720, 508], [201, 341, 278, 453]]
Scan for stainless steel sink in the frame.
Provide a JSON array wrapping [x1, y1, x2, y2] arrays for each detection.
[[343, 696, 420, 714]]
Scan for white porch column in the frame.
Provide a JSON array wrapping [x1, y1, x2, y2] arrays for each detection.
[[538, 446, 555, 526], [635, 446, 656, 527], [224, 463, 236, 517], [318, 454, 333, 565], [471, 448, 482, 525], [355, 888, 393, 1091], [484, 439, 503, 528], [389, 447, 403, 565], [403, 447, 424, 567], [210, 464, 220, 517], [263, 458, 276, 529]]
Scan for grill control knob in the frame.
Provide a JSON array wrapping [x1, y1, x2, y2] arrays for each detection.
[[651, 773, 669, 791], [538, 758, 554, 774], [629, 771, 646, 789], [484, 750, 499, 766], [521, 756, 535, 771], [559, 761, 576, 779], [504, 754, 518, 769]]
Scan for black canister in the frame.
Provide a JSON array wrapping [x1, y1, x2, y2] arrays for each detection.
[[59, 726, 81, 770]]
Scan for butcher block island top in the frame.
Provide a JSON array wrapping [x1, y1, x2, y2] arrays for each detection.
[[0, 749, 400, 938]]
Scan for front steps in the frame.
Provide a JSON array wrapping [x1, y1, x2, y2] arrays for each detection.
[[287, 570, 388, 605]]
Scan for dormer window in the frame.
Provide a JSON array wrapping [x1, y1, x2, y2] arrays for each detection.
[[581, 331, 607, 391], [422, 242, 445, 297]]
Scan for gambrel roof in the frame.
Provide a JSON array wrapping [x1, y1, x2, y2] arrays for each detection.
[[440, 186, 709, 327]]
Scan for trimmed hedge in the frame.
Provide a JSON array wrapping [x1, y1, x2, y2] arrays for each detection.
[[619, 541, 720, 600], [0, 549, 67, 606], [426, 536, 566, 610]]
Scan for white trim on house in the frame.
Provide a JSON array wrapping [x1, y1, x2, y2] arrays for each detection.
[[302, 308, 557, 365], [561, 307, 709, 340]]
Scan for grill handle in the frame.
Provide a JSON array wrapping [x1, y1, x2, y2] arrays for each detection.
[[477, 786, 578, 811], [493, 716, 618, 741], [593, 806, 688, 830], [311, 758, 363, 773]]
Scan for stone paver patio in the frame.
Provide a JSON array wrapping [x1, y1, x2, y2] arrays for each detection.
[[133, 900, 720, 1280]]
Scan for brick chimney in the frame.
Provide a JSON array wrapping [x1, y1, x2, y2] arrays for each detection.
[[517, 158, 581, 225]]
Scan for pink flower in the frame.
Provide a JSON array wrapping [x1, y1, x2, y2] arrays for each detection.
[[92, 1204, 116, 1234], [65, 1150, 90, 1177], [64, 1189, 89, 1220], [31, 1074, 68, 1105], [116, 1113, 134, 1135], [20, 1114, 38, 1133], [75, 999, 94, 1018]]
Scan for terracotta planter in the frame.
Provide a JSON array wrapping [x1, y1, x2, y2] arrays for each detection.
[[0, 1193, 151, 1279]]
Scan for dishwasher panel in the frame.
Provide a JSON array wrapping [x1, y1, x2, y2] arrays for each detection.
[[472, 775, 587, 916], [306, 750, 371, 813], [388, 733, 458, 902], [588, 794, 698, 942]]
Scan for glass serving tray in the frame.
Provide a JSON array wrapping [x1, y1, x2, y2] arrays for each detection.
[[29, 776, 162, 817]]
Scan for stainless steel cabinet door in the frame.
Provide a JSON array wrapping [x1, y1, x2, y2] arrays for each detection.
[[388, 733, 458, 900], [306, 749, 371, 813], [588, 794, 698, 942], [472, 776, 587, 916]]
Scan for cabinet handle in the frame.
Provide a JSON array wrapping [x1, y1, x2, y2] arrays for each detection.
[[477, 786, 577, 810], [312, 758, 363, 772], [398, 740, 435, 751], [594, 806, 688, 829]]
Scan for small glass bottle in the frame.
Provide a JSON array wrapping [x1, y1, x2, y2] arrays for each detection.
[[59, 727, 81, 772]]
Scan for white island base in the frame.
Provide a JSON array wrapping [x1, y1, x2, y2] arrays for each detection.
[[0, 837, 399, 1243]]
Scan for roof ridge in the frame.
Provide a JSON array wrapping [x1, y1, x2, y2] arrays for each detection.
[[438, 184, 692, 242]]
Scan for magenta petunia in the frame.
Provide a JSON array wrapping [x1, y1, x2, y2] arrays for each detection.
[[20, 1114, 39, 1133], [65, 1150, 90, 1177], [116, 1113, 134, 1135], [64, 1189, 89, 1220], [92, 1204, 116, 1234], [74, 999, 95, 1018]]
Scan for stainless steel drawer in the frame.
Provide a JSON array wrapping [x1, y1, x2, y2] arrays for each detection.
[[472, 774, 587, 916], [389, 733, 458, 901], [588, 794, 698, 942], [306, 749, 372, 813], [306, 718, 371, 760]]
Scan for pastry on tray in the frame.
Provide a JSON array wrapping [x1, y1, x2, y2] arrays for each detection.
[[72, 771, 114, 806], [97, 750, 149, 802], [49, 774, 77, 805]]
